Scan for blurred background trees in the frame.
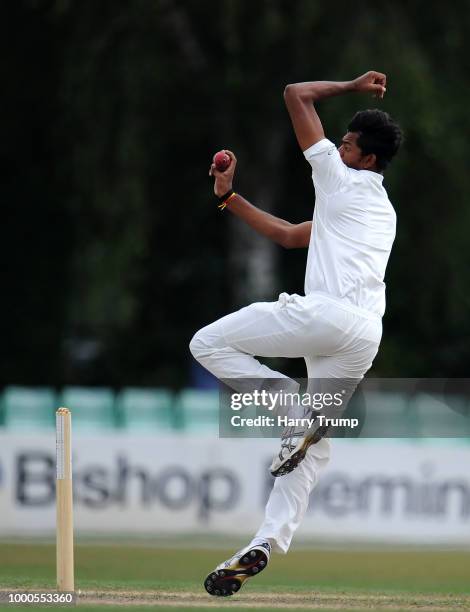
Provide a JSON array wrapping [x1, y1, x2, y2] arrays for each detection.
[[1, 0, 469, 387]]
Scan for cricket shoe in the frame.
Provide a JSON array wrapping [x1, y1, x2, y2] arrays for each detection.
[[204, 541, 271, 597], [270, 417, 329, 477]]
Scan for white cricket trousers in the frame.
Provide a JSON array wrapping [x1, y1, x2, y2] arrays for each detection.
[[189, 292, 381, 553]]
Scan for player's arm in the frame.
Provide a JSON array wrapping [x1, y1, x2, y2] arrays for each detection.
[[284, 71, 387, 151], [226, 197, 312, 249], [209, 151, 311, 249]]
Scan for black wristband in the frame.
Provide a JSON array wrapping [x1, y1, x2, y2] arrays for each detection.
[[217, 188, 235, 206]]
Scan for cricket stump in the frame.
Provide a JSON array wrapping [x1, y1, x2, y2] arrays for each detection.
[[56, 407, 74, 592]]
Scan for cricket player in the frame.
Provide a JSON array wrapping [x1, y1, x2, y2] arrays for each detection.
[[190, 71, 402, 597]]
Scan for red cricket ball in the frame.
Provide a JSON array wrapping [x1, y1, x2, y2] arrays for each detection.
[[213, 151, 231, 172]]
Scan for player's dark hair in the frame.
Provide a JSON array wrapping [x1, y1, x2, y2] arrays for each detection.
[[347, 109, 403, 171]]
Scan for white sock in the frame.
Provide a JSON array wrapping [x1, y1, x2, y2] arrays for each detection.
[[248, 536, 272, 550]]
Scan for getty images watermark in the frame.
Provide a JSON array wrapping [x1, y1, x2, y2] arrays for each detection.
[[229, 389, 359, 431], [219, 378, 470, 439]]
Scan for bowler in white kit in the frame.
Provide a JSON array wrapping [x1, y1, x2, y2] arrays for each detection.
[[190, 70, 403, 597]]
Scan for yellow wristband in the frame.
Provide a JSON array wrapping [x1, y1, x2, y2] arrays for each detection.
[[218, 192, 237, 210]]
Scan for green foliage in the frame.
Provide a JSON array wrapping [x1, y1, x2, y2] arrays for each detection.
[[1, 1, 469, 384]]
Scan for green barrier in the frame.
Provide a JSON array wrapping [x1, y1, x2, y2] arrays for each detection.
[[116, 387, 174, 430], [3, 386, 57, 430]]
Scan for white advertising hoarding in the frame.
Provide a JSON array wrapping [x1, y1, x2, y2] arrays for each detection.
[[0, 433, 469, 544]]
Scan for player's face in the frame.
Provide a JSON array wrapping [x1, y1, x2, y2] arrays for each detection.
[[338, 132, 374, 170]]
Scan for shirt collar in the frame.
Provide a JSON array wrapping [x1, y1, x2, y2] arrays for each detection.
[[360, 169, 384, 182]]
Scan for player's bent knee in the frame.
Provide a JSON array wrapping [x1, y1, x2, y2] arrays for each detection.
[[189, 331, 206, 361], [189, 327, 220, 361]]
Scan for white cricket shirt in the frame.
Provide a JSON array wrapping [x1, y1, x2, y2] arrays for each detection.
[[303, 138, 396, 319]]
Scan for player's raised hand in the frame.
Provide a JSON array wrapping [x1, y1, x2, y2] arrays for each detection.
[[352, 71, 387, 99], [209, 149, 237, 197]]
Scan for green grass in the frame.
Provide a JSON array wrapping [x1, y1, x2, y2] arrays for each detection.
[[0, 542, 469, 611], [1, 542, 469, 592]]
